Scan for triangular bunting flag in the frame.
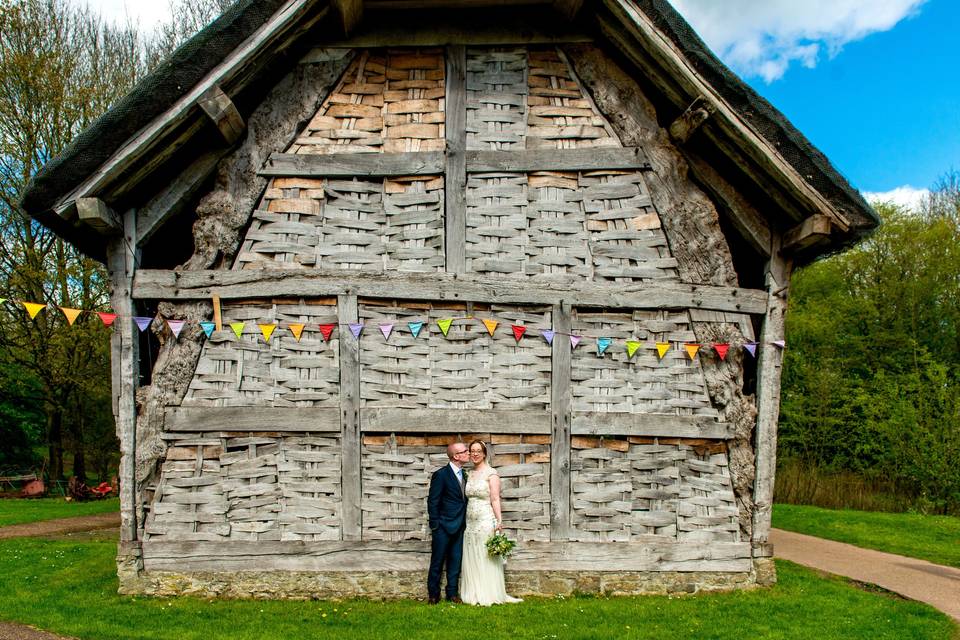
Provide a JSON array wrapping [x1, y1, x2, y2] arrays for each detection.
[[541, 329, 555, 345], [684, 344, 700, 360], [570, 335, 582, 349], [713, 343, 730, 360], [773, 340, 786, 349], [408, 321, 424, 338], [349, 323, 363, 339], [482, 319, 499, 336], [437, 318, 453, 336], [288, 323, 305, 342], [97, 312, 117, 327], [230, 322, 245, 339], [379, 323, 394, 340], [199, 321, 216, 338], [167, 320, 186, 339], [60, 307, 82, 325], [626, 340, 641, 359], [511, 325, 526, 342], [744, 342, 758, 357], [319, 323, 336, 342], [597, 337, 612, 356], [22, 302, 46, 319], [655, 342, 671, 360], [259, 324, 277, 342], [132, 316, 152, 332]]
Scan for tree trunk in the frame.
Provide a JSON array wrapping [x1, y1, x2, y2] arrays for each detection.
[[47, 409, 64, 481]]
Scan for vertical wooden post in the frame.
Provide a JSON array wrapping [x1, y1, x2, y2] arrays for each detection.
[[550, 301, 572, 539], [106, 209, 139, 543], [338, 292, 362, 540], [752, 236, 792, 544], [444, 44, 467, 274]]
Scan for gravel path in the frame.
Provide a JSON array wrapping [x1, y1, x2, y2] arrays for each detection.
[[0, 621, 78, 640], [0, 512, 119, 540], [771, 528, 960, 621]]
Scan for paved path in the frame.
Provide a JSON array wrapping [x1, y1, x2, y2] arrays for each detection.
[[0, 512, 119, 540], [771, 528, 960, 622]]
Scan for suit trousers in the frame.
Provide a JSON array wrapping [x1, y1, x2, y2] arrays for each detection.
[[428, 525, 464, 598]]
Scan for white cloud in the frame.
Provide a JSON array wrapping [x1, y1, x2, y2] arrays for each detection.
[[68, 0, 172, 30], [863, 185, 930, 211], [669, 0, 926, 82]]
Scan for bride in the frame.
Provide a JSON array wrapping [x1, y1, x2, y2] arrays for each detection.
[[460, 440, 522, 606]]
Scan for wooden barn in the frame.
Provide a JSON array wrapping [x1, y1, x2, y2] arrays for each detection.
[[21, 0, 878, 598]]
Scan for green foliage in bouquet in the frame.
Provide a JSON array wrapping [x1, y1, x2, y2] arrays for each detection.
[[485, 532, 516, 558]]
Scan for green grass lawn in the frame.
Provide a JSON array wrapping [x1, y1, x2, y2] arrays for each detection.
[[773, 503, 960, 568], [0, 498, 119, 527], [0, 536, 955, 640]]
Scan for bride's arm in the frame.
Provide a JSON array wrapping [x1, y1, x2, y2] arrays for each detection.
[[488, 473, 504, 532]]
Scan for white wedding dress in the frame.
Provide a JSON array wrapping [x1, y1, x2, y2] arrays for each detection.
[[460, 465, 522, 606]]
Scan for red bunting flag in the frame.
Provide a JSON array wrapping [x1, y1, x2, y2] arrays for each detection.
[[714, 343, 729, 361], [511, 325, 526, 342], [97, 312, 117, 327], [319, 323, 336, 342]]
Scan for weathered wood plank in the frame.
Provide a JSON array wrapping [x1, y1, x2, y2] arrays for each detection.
[[198, 85, 245, 145], [445, 44, 467, 274], [550, 302, 573, 540], [164, 407, 341, 432], [361, 408, 550, 434], [136, 151, 225, 246], [668, 97, 711, 144], [782, 214, 833, 253], [332, 0, 363, 34], [338, 293, 362, 540], [465, 147, 649, 172], [140, 539, 753, 572], [134, 269, 768, 315], [571, 412, 732, 439], [260, 152, 444, 177], [77, 198, 120, 234]]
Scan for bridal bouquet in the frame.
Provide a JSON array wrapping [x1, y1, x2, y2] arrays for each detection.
[[485, 532, 516, 559]]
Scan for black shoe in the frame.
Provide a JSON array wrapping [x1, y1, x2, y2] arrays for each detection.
[[428, 595, 440, 604]]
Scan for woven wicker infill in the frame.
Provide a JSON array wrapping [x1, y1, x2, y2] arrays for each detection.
[[571, 310, 718, 417], [145, 434, 341, 542], [570, 437, 738, 543], [361, 433, 551, 542], [467, 48, 528, 151], [182, 303, 340, 407], [358, 303, 552, 410]]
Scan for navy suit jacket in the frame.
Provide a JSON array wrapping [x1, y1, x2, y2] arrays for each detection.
[[427, 465, 467, 536]]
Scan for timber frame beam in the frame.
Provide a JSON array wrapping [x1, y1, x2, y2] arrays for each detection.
[[198, 86, 246, 145], [132, 268, 769, 315], [77, 198, 121, 235]]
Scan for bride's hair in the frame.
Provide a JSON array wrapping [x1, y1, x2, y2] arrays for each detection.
[[468, 439, 491, 465]]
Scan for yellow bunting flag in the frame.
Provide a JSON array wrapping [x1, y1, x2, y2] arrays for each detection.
[[655, 342, 671, 360], [626, 340, 641, 359], [288, 323, 305, 342], [22, 302, 46, 319], [437, 318, 453, 337], [230, 322, 245, 339], [482, 318, 499, 336], [60, 307, 82, 326], [259, 324, 277, 343], [684, 344, 700, 360]]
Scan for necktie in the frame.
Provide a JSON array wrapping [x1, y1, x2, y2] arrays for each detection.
[[457, 469, 465, 494]]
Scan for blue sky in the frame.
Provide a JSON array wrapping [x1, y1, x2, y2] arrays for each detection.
[[81, 0, 956, 207]]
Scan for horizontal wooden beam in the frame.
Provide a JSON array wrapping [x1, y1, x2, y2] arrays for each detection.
[[668, 97, 711, 144], [466, 147, 649, 173], [198, 86, 245, 145], [76, 197, 121, 235], [261, 152, 444, 177], [782, 214, 833, 253], [141, 539, 752, 572], [361, 408, 551, 434], [572, 412, 732, 439], [165, 407, 340, 432], [134, 269, 769, 315]]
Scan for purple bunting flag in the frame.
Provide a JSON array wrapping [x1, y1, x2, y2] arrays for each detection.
[[541, 329, 555, 345], [133, 316, 153, 332], [349, 323, 364, 339]]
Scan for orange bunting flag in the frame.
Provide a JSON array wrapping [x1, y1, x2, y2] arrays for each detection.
[[714, 343, 730, 361], [482, 318, 499, 336], [230, 322, 245, 339], [319, 323, 336, 342], [511, 325, 526, 342], [684, 344, 700, 360], [437, 318, 453, 336], [22, 302, 46, 319], [288, 323, 305, 342], [626, 340, 641, 359], [259, 324, 277, 342], [60, 307, 82, 326], [97, 312, 117, 327], [655, 342, 671, 360]]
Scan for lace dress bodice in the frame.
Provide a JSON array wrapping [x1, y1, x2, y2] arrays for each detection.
[[465, 466, 497, 533]]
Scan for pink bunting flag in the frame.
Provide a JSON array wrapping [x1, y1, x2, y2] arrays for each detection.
[[511, 325, 526, 342], [714, 343, 730, 361], [319, 324, 336, 342], [97, 312, 117, 327], [134, 317, 153, 332], [379, 323, 394, 340], [349, 323, 364, 339], [167, 320, 186, 339], [773, 340, 786, 349], [541, 329, 555, 345], [570, 335, 582, 349], [744, 342, 758, 357]]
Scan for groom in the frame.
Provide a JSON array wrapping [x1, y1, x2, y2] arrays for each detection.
[[426, 441, 469, 604]]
